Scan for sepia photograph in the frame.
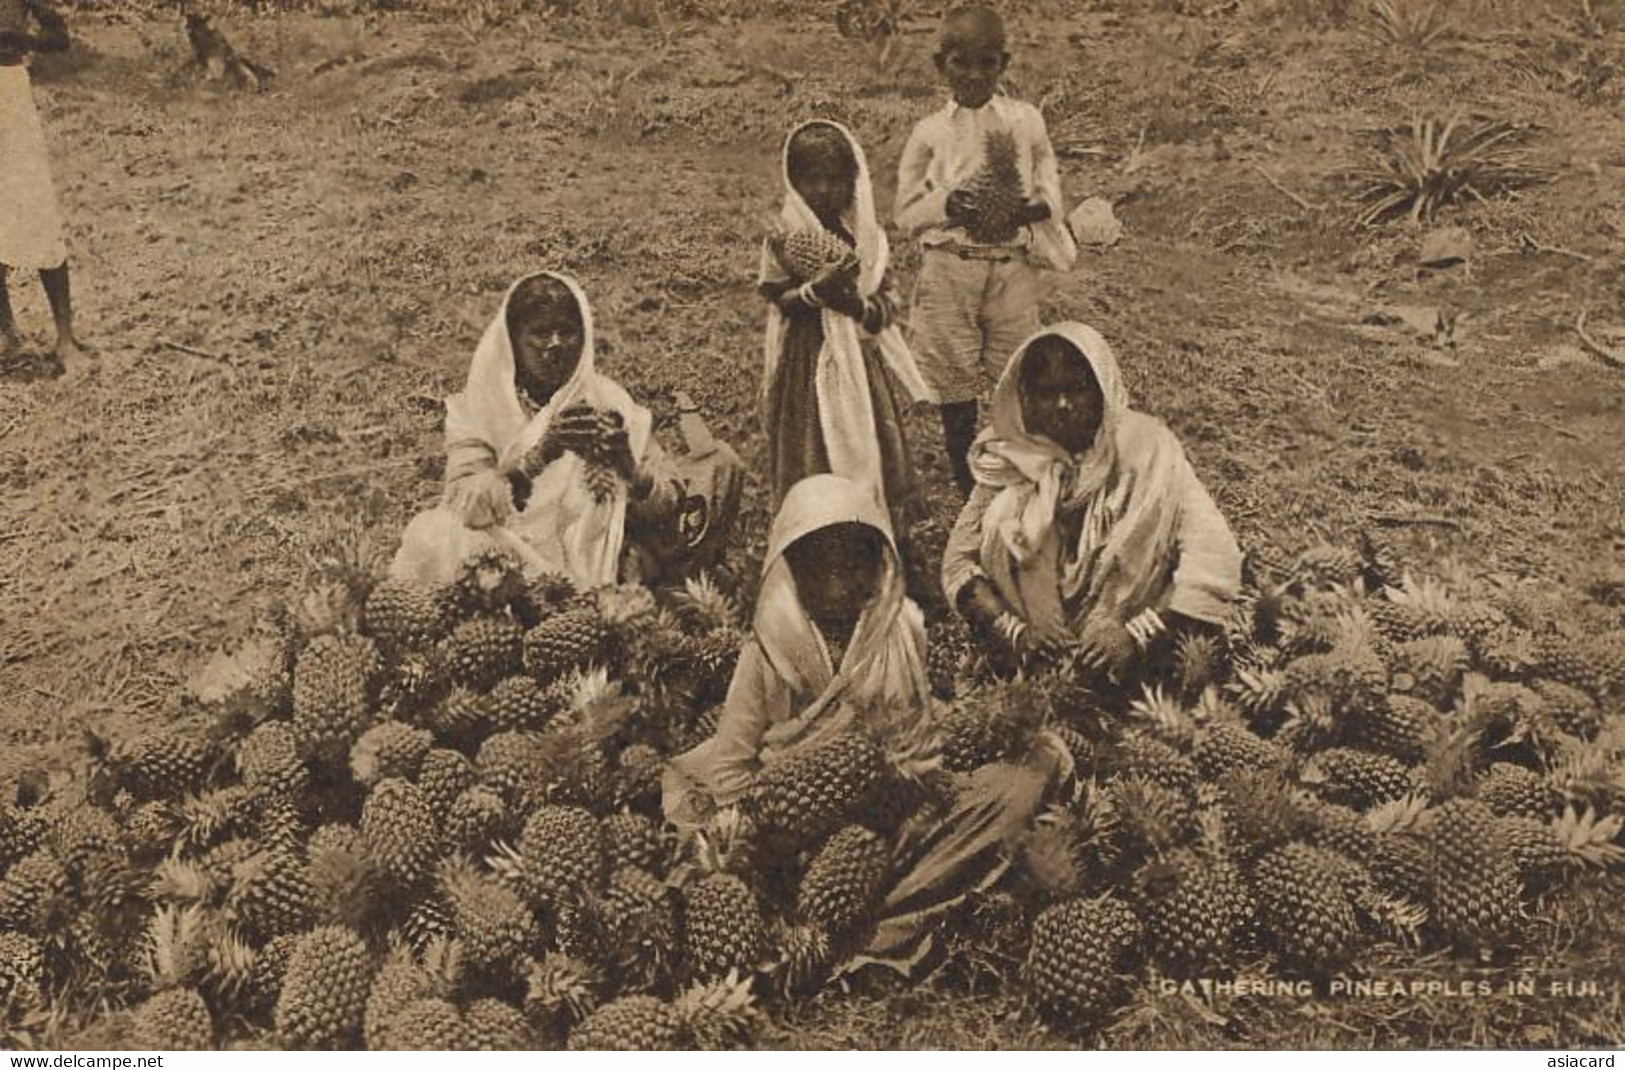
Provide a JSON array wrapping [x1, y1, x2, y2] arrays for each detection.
[[0, 0, 1622, 1052]]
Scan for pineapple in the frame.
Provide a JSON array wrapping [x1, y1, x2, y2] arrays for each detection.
[[1300, 747, 1414, 810], [485, 675, 554, 733], [1130, 845, 1251, 979], [416, 748, 477, 816], [1104, 776, 1195, 859], [307, 826, 377, 931], [363, 577, 449, 654], [377, 649, 446, 722], [1368, 799, 1433, 902], [249, 932, 301, 1014], [237, 721, 308, 797], [769, 226, 856, 282], [741, 732, 887, 850], [442, 615, 525, 692], [224, 848, 314, 940], [398, 894, 455, 956], [464, 997, 534, 1050], [1394, 635, 1471, 706], [613, 743, 665, 813], [445, 786, 510, 856], [961, 128, 1026, 245], [514, 571, 580, 630], [132, 987, 214, 1050], [568, 993, 687, 1051], [447, 548, 528, 621], [438, 856, 538, 976], [1251, 842, 1362, 975], [427, 686, 488, 744], [1021, 895, 1141, 1026], [1534, 633, 1599, 697], [678, 873, 767, 980], [274, 926, 373, 1050], [1172, 630, 1226, 698], [1295, 542, 1365, 589], [925, 615, 973, 700], [1377, 574, 1459, 643], [1529, 679, 1602, 741], [516, 805, 607, 908], [523, 607, 607, 682], [602, 811, 672, 876], [796, 825, 891, 941], [362, 946, 441, 1051], [360, 778, 439, 887], [1505, 806, 1625, 890], [1192, 719, 1287, 780], [936, 699, 1029, 772], [119, 729, 213, 802], [524, 952, 605, 1039], [0, 803, 43, 873], [477, 730, 547, 815], [292, 632, 383, 759], [381, 996, 471, 1051], [1423, 798, 1521, 951], [1107, 733, 1199, 801], [1357, 528, 1405, 590], [1284, 641, 1389, 718], [0, 849, 70, 931], [350, 721, 434, 787], [599, 865, 678, 989], [0, 931, 43, 1003], [1305, 800, 1377, 863], [1476, 762, 1556, 819], [1351, 694, 1436, 763]]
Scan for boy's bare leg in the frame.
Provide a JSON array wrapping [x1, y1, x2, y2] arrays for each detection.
[[941, 400, 979, 498], [41, 264, 89, 375], [0, 266, 20, 358]]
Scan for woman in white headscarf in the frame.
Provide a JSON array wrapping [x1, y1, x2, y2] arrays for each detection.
[[758, 119, 936, 598], [666, 474, 1064, 975], [943, 323, 1242, 678], [392, 270, 739, 591]]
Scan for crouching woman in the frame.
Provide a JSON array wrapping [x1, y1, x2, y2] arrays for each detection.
[[943, 322, 1243, 680]]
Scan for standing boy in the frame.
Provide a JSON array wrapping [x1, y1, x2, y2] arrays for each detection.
[[896, 4, 1076, 496], [0, 0, 86, 375]]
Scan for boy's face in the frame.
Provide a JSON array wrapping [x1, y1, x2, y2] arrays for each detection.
[[1020, 337, 1105, 456], [792, 152, 856, 225], [786, 523, 886, 629], [510, 296, 583, 404], [935, 44, 1008, 109]]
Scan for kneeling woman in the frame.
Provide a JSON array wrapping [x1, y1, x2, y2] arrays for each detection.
[[392, 271, 739, 590], [944, 323, 1242, 677], [666, 474, 1063, 970]]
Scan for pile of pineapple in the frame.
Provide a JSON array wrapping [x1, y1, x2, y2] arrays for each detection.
[[0, 529, 1622, 1050]]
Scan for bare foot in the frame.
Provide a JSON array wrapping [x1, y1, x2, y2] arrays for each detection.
[[56, 336, 94, 379]]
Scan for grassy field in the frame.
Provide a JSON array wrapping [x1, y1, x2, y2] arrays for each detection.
[[2, 0, 1624, 1048]]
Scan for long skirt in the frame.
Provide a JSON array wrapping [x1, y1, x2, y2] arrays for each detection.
[[766, 307, 921, 537], [0, 65, 67, 270]]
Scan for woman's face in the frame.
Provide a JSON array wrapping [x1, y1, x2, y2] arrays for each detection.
[[785, 522, 886, 629], [1020, 337, 1105, 455], [509, 287, 583, 404]]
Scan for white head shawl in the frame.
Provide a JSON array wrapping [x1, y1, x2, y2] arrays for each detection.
[[442, 270, 653, 589], [760, 120, 936, 495]]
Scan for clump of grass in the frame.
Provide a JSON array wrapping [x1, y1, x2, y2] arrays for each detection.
[[1351, 112, 1546, 225], [1363, 0, 1454, 51]]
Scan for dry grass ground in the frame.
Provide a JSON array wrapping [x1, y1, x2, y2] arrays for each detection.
[[2, 0, 1624, 1048]]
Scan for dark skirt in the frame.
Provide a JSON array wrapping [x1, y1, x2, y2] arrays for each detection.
[[766, 307, 921, 535]]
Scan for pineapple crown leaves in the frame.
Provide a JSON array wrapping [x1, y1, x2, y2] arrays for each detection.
[[767, 921, 833, 999], [593, 583, 660, 631], [674, 969, 758, 1049], [555, 669, 636, 742], [524, 952, 605, 1028], [205, 925, 259, 1000], [1364, 792, 1431, 836], [1126, 684, 1195, 745], [1549, 805, 1625, 869], [676, 807, 756, 883], [142, 903, 211, 989], [675, 573, 742, 632], [418, 935, 467, 994], [150, 857, 220, 906]]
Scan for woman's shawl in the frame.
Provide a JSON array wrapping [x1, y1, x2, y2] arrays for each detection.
[[967, 323, 1241, 633], [759, 120, 935, 494], [663, 475, 929, 830], [438, 270, 653, 589]]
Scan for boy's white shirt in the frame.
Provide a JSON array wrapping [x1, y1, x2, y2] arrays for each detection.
[[895, 93, 1078, 272]]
